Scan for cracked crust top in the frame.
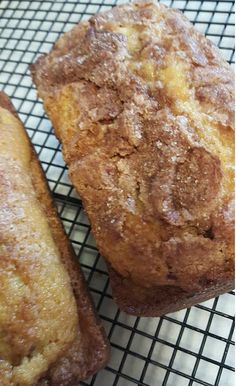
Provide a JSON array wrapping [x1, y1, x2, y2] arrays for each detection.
[[31, 0, 234, 294]]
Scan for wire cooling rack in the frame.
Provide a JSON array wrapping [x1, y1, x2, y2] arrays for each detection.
[[0, 1, 235, 385]]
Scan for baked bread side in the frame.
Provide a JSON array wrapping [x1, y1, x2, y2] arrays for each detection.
[[31, 0, 234, 316], [0, 92, 109, 385]]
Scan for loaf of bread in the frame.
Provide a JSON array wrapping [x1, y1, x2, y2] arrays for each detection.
[[31, 0, 234, 316], [0, 92, 108, 385]]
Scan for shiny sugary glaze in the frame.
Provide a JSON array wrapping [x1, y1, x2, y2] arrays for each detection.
[[31, 1, 235, 293], [0, 106, 78, 386]]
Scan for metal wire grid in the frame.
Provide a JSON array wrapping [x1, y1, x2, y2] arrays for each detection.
[[0, 0, 235, 385]]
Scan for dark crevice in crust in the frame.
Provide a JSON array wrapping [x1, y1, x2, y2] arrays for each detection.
[[202, 227, 215, 240]]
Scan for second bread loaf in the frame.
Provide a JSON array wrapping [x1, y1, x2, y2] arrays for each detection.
[[0, 92, 109, 385]]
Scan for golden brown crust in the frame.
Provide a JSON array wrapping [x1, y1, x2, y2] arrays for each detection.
[[0, 92, 109, 385], [30, 159, 109, 386], [108, 265, 234, 317], [0, 91, 18, 117], [31, 0, 235, 316]]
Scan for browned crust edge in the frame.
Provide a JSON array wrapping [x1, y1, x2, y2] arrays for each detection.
[[108, 265, 234, 317], [0, 91, 109, 385], [0, 91, 18, 117]]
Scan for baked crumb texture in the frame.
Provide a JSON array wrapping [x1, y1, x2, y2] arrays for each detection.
[[0, 92, 109, 385], [31, 0, 235, 316]]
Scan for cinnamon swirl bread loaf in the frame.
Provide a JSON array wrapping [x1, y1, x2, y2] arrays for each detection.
[[31, 1, 234, 316], [0, 92, 109, 385]]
